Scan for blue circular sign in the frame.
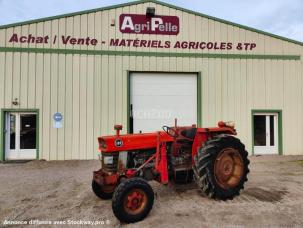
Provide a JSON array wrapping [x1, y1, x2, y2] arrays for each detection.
[[53, 112, 63, 122]]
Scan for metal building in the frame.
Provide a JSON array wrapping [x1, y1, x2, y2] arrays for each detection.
[[0, 0, 302, 161]]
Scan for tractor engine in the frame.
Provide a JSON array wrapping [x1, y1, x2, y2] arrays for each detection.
[[127, 149, 155, 168], [99, 147, 158, 181], [127, 149, 157, 180]]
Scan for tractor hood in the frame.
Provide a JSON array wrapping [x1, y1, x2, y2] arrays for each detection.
[[98, 131, 173, 152]]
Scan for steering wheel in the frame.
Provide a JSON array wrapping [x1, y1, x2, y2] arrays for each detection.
[[162, 126, 178, 137]]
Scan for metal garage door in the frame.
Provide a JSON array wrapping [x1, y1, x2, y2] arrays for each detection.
[[130, 73, 197, 133]]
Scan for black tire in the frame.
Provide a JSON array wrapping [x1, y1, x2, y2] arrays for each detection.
[[92, 180, 114, 200], [193, 134, 250, 200], [112, 178, 154, 223]]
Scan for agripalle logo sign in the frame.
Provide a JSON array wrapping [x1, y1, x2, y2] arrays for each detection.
[[119, 14, 179, 35]]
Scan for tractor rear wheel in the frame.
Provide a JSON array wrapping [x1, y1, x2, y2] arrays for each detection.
[[92, 180, 114, 200], [112, 178, 154, 223], [193, 134, 249, 200]]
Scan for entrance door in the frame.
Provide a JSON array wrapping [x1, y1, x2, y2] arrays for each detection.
[[5, 113, 37, 160], [130, 73, 197, 133], [253, 113, 278, 155]]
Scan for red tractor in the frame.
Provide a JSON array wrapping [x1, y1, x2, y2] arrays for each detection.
[[92, 120, 249, 223]]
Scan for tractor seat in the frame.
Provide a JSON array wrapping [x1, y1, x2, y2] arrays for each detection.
[[180, 128, 197, 140]]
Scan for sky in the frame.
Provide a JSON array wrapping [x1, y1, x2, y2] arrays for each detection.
[[0, 0, 302, 42]]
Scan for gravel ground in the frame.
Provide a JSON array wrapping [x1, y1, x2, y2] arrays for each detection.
[[1, 155, 303, 227]]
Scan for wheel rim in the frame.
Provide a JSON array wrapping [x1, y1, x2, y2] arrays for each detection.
[[123, 188, 147, 215], [214, 148, 244, 190]]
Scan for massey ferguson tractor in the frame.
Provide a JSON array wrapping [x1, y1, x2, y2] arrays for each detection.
[[92, 120, 249, 223]]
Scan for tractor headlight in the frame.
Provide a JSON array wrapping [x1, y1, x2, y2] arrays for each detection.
[[225, 121, 235, 128], [98, 153, 102, 161], [103, 156, 114, 165]]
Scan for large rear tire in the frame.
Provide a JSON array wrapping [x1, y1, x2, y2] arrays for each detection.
[[112, 178, 154, 223], [193, 134, 249, 200]]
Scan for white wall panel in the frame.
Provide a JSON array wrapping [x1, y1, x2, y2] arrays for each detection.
[[19, 53, 28, 108], [57, 54, 66, 160]]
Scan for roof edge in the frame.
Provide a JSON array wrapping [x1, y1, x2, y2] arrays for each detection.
[[0, 0, 302, 46]]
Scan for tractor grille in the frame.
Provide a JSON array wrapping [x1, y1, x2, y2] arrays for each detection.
[[101, 152, 119, 173]]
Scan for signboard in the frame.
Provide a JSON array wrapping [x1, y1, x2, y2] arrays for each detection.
[[6, 13, 257, 51], [119, 14, 179, 35], [53, 112, 63, 129]]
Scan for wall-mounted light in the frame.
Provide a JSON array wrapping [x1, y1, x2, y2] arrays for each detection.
[[146, 7, 155, 17], [111, 19, 115, 26], [12, 98, 19, 106]]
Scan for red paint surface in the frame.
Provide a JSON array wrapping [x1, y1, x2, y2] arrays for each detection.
[[98, 132, 173, 153]]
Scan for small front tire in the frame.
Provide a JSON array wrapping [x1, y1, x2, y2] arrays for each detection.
[[92, 180, 114, 200], [112, 178, 154, 223]]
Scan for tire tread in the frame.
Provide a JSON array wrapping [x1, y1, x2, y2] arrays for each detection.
[[194, 135, 250, 200], [112, 177, 154, 223]]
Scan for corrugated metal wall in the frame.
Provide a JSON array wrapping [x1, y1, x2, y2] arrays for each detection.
[[0, 1, 302, 159]]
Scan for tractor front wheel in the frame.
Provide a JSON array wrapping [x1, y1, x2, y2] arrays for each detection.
[[92, 180, 114, 200], [193, 134, 250, 200], [112, 178, 154, 223]]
